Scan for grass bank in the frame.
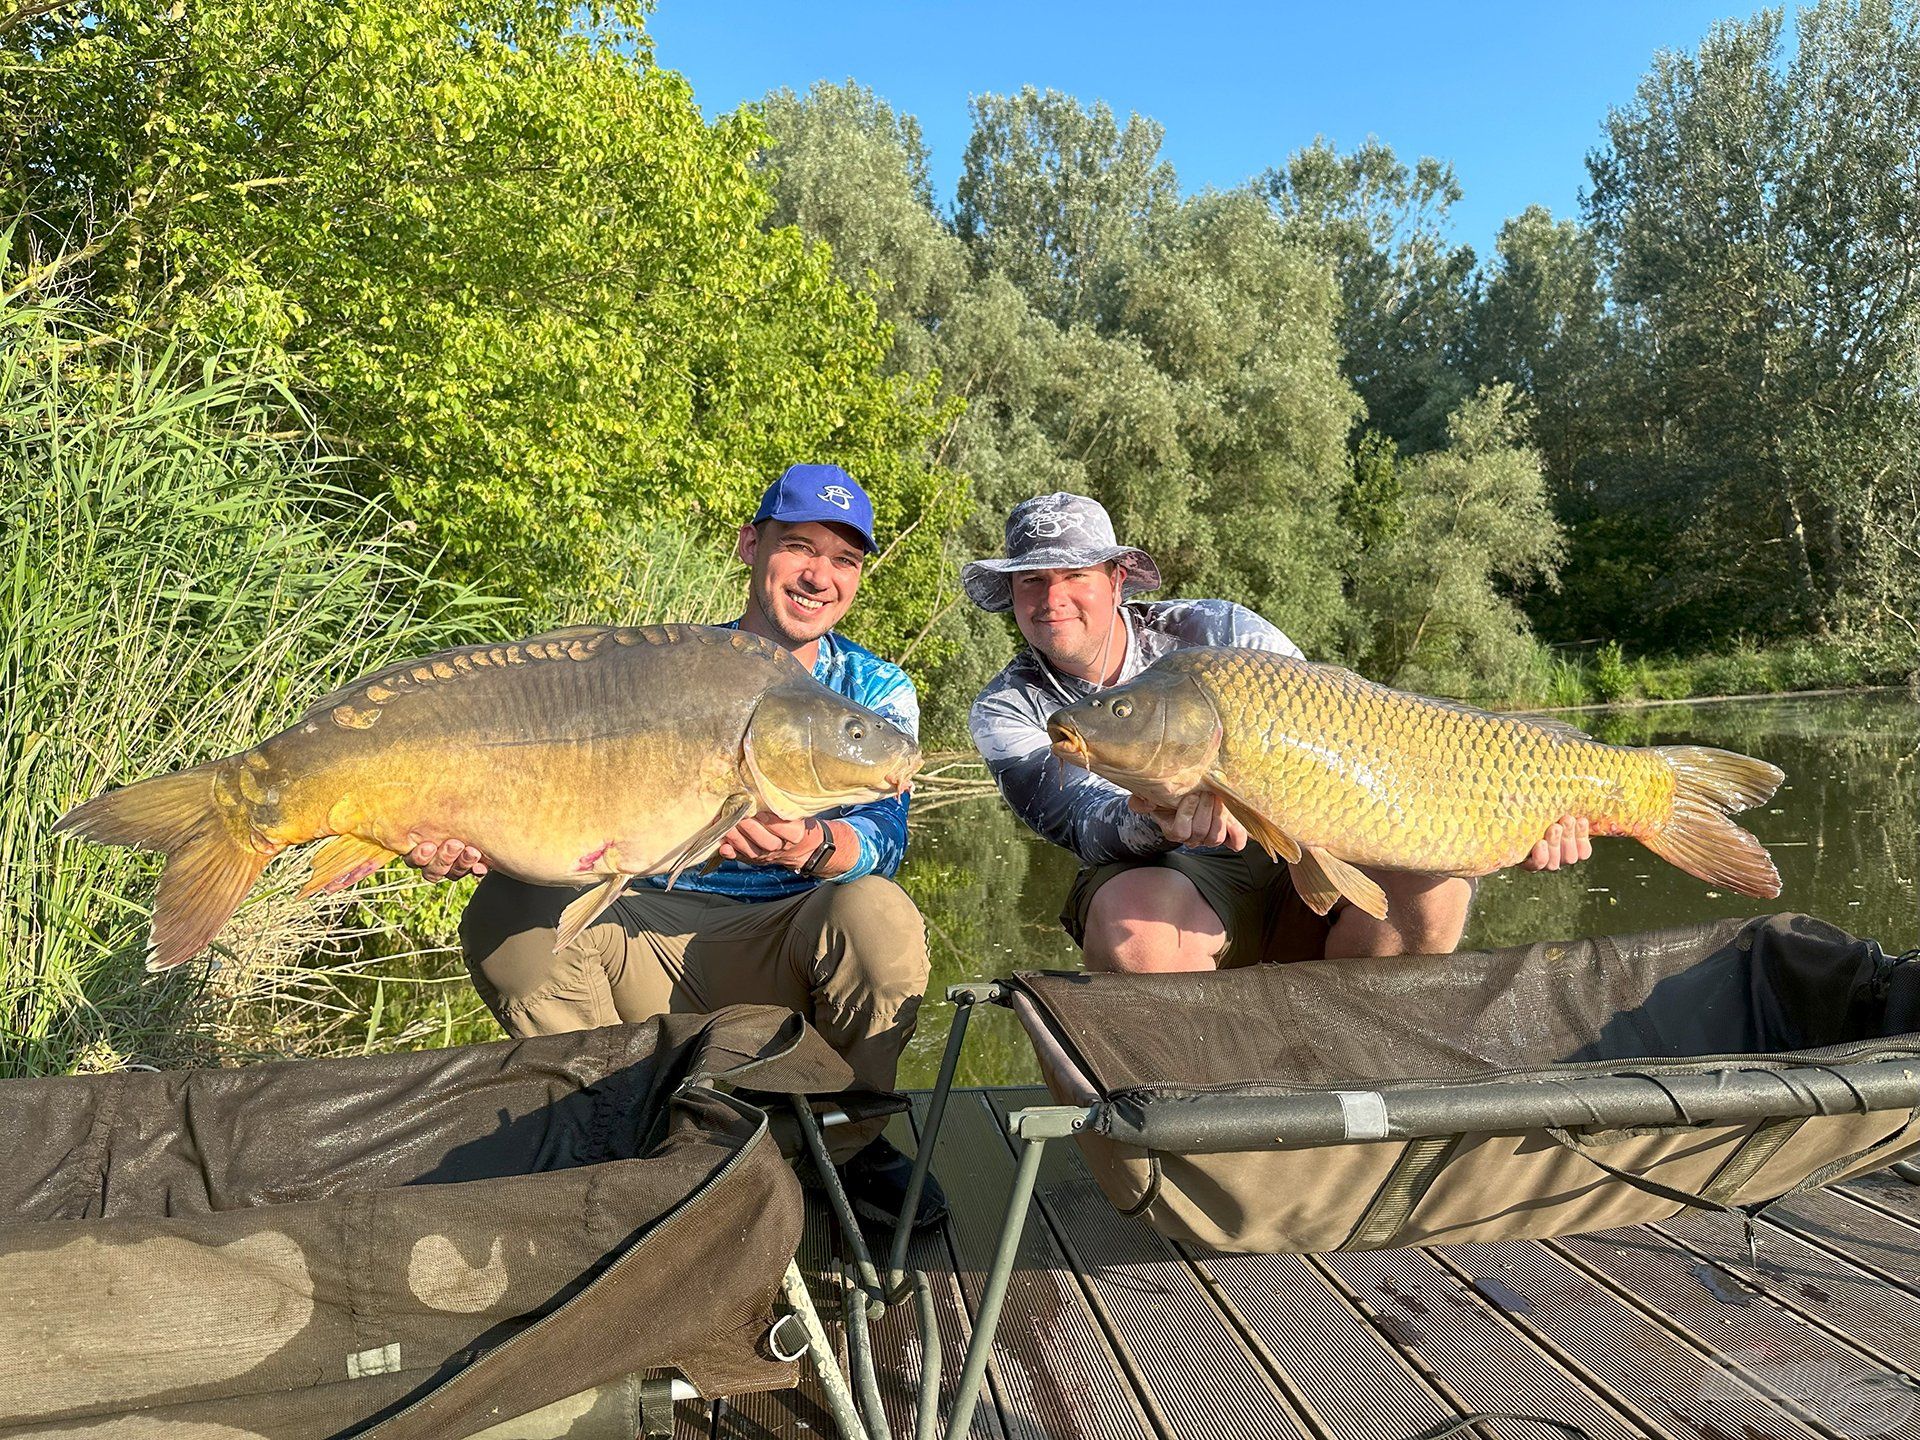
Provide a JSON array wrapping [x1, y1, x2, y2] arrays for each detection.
[[1503, 636, 1918, 713], [1, 293, 757, 1075]]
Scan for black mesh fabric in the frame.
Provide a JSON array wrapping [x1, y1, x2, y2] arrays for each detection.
[[1016, 914, 1920, 1094]]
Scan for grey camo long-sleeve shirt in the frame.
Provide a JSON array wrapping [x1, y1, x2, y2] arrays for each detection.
[[968, 599, 1303, 865]]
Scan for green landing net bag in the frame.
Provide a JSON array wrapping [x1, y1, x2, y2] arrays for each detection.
[[0, 1007, 854, 1439]]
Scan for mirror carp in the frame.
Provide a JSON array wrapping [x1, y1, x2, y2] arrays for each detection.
[[56, 624, 921, 970]]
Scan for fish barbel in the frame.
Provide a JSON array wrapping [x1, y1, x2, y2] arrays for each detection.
[[1046, 647, 1783, 918], [55, 624, 921, 970]]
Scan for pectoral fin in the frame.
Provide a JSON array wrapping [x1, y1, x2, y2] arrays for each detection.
[[1290, 846, 1389, 920], [663, 793, 756, 890], [555, 874, 631, 950], [298, 834, 403, 898], [1205, 775, 1301, 863]]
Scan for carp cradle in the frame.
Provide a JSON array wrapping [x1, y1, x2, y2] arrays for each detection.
[[921, 912, 1920, 1439]]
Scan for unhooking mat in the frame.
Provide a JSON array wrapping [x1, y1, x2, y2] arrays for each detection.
[[0, 1005, 857, 1438], [1010, 913, 1920, 1253]]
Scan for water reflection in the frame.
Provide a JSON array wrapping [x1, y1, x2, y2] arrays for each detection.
[[897, 691, 1919, 1087]]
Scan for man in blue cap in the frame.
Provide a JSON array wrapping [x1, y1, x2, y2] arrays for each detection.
[[427, 464, 945, 1231]]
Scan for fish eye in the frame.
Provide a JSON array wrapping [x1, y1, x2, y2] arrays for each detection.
[[847, 720, 866, 740], [1111, 699, 1133, 718]]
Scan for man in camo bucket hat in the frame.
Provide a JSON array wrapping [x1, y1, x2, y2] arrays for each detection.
[[961, 492, 1163, 612], [965, 490, 1594, 978]]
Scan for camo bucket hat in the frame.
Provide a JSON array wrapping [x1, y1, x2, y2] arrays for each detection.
[[962, 492, 1163, 613]]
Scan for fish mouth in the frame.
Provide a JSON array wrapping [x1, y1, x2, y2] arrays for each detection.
[[1048, 720, 1091, 770], [888, 753, 923, 795]]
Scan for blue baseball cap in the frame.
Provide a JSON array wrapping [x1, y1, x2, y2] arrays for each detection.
[[750, 464, 878, 553]]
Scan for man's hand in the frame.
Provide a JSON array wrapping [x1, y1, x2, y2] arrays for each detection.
[[403, 836, 489, 882], [1520, 815, 1592, 872], [717, 813, 826, 870], [1126, 791, 1249, 851]]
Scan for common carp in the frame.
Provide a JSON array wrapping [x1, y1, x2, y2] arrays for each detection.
[[56, 624, 921, 970], [1046, 647, 1783, 917]]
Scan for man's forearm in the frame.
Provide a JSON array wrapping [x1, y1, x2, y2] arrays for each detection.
[[804, 818, 862, 878]]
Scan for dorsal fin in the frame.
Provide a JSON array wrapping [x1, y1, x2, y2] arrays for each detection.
[[299, 624, 801, 724]]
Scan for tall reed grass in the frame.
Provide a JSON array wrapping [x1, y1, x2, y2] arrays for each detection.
[[1, 296, 500, 1075], [3, 291, 764, 1075]]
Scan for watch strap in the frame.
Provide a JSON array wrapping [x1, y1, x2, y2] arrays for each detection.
[[799, 820, 837, 878]]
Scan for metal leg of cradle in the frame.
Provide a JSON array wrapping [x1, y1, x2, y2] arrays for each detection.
[[911, 1269, 942, 1440], [844, 1261, 895, 1440], [804, 1095, 949, 1439], [885, 987, 980, 1297], [780, 1259, 872, 1440], [939, 1105, 1089, 1438], [795, 1097, 887, 1312]]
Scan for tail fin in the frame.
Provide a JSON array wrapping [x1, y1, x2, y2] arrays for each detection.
[[1639, 746, 1786, 900], [54, 766, 273, 971]]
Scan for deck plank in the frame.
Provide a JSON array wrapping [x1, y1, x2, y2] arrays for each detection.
[[1315, 1248, 1646, 1440], [1839, 1170, 1920, 1223], [984, 1089, 1314, 1440], [1553, 1223, 1920, 1437], [1657, 1207, 1920, 1376], [1176, 1245, 1470, 1440], [1432, 1238, 1825, 1439], [939, 1091, 1157, 1440], [1764, 1182, 1920, 1293]]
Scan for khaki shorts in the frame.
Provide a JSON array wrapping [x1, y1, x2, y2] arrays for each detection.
[[1061, 846, 1335, 967]]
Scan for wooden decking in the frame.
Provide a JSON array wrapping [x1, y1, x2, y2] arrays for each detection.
[[698, 1089, 1920, 1440]]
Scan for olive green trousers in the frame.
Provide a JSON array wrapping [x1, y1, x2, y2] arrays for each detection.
[[460, 873, 929, 1155]]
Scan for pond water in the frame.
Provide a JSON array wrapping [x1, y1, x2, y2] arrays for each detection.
[[893, 691, 1920, 1088]]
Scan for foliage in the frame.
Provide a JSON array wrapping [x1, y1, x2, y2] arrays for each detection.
[[3, 0, 961, 650], [1346, 387, 1563, 697], [0, 293, 501, 1075], [955, 86, 1178, 326], [1578, 0, 1920, 650], [1592, 642, 1634, 705], [1265, 139, 1478, 453]]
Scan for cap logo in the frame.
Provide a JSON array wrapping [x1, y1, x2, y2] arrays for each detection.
[[1022, 505, 1093, 541], [818, 485, 854, 511]]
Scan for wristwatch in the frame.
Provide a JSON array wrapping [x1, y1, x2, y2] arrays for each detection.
[[798, 820, 837, 878]]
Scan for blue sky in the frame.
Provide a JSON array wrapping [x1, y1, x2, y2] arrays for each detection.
[[648, 1, 1767, 259]]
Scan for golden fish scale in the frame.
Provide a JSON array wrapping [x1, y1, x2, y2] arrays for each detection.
[[1181, 650, 1676, 874], [249, 625, 798, 878]]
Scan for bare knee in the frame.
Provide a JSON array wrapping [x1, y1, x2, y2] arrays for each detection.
[[1326, 873, 1475, 959], [1083, 868, 1224, 974]]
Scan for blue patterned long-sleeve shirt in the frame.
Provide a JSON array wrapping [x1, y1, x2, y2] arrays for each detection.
[[640, 623, 918, 901], [968, 600, 1302, 865]]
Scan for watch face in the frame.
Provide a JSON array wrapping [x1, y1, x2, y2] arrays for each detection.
[[803, 824, 835, 876]]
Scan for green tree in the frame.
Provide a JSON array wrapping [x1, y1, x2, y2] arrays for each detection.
[[1265, 138, 1477, 453], [1348, 387, 1564, 695], [1468, 206, 1616, 479], [758, 81, 968, 376], [1584, 0, 1920, 648], [955, 86, 1177, 326], [4, 0, 959, 639]]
